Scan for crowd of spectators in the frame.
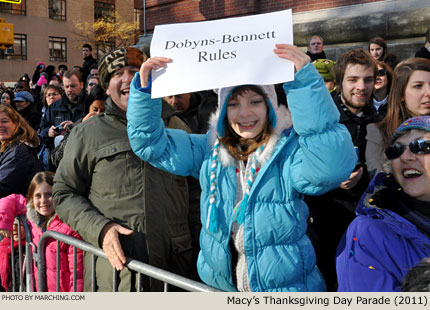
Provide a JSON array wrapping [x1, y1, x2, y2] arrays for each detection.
[[0, 30, 429, 294]]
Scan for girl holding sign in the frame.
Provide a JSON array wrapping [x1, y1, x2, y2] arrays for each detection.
[[126, 44, 356, 291]]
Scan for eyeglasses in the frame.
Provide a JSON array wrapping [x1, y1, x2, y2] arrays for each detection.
[[46, 92, 60, 97], [88, 83, 97, 87], [385, 139, 430, 160], [377, 69, 387, 76]]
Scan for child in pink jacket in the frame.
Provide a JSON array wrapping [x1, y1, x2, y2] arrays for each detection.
[[0, 171, 84, 292]]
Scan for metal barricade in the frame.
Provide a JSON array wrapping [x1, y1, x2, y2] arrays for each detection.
[[4, 215, 34, 292], [36, 231, 221, 292]]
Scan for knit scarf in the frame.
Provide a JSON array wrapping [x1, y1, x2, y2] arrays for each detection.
[[206, 139, 264, 233]]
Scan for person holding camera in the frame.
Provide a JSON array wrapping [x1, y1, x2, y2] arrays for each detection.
[[38, 70, 88, 171]]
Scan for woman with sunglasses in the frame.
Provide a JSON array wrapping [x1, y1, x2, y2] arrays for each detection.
[[371, 61, 393, 118], [85, 76, 99, 95], [337, 115, 430, 292], [365, 57, 430, 179]]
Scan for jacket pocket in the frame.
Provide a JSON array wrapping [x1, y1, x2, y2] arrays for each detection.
[[170, 234, 194, 278], [92, 141, 141, 195]]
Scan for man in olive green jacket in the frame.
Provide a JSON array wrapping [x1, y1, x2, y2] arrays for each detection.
[[53, 47, 200, 291]]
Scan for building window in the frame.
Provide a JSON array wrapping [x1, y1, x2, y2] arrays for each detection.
[[134, 8, 142, 25], [95, 41, 115, 60], [95, 1, 115, 20], [0, 33, 27, 60], [0, 0, 26, 15], [49, 36, 67, 62], [49, 0, 66, 21]]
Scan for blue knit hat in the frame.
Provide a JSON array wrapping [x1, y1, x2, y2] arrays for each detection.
[[392, 116, 430, 142]]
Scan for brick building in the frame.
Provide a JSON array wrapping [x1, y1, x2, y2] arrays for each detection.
[[0, 0, 138, 83], [136, 0, 430, 61], [2, 0, 430, 83]]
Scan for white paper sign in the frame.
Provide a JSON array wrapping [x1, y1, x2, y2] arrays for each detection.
[[150, 9, 294, 98]]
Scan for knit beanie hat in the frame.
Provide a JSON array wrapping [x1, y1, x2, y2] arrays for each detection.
[[36, 74, 48, 87], [312, 59, 336, 82], [98, 47, 148, 88], [392, 116, 430, 142]]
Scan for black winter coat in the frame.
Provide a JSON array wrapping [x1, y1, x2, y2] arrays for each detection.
[[0, 142, 41, 198], [38, 92, 87, 148], [18, 102, 42, 131]]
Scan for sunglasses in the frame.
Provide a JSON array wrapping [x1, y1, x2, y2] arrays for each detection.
[[377, 68, 387, 76], [385, 139, 430, 160], [88, 82, 97, 87]]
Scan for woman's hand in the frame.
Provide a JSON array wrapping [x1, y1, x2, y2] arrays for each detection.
[[139, 57, 171, 88], [82, 111, 97, 122], [273, 44, 311, 72]]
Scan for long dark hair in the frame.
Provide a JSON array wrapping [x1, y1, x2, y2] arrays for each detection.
[[219, 85, 273, 161], [368, 37, 398, 69]]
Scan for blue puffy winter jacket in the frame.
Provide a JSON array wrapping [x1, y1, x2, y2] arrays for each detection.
[[127, 62, 356, 291]]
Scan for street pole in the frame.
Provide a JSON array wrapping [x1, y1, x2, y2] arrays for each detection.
[[143, 0, 146, 36]]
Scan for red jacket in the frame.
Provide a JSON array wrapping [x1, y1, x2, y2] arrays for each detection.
[[0, 194, 84, 292]]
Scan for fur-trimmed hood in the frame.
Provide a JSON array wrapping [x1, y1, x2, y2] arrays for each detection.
[[208, 103, 293, 168], [26, 201, 52, 227]]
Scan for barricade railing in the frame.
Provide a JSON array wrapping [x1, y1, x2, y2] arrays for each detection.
[[5, 215, 34, 292], [36, 231, 221, 292]]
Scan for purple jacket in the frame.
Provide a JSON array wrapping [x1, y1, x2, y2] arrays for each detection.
[[336, 173, 430, 292]]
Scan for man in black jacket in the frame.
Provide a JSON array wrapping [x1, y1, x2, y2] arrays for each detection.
[[306, 35, 327, 62], [306, 48, 378, 291], [82, 43, 98, 83], [162, 91, 217, 134], [38, 70, 87, 170]]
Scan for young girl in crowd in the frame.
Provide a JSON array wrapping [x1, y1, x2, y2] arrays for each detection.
[[337, 116, 430, 291], [0, 171, 84, 292], [365, 57, 430, 178], [368, 36, 399, 70], [126, 44, 356, 291]]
